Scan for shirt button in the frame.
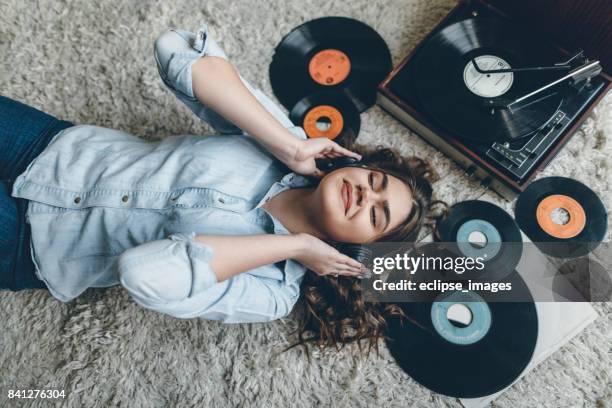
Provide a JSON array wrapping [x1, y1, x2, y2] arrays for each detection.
[[74, 197, 81, 204], [121, 195, 129, 203]]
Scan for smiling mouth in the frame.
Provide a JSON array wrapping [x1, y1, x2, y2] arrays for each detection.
[[342, 180, 352, 215]]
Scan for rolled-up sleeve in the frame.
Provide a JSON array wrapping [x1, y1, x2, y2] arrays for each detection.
[[118, 232, 217, 303], [117, 232, 300, 323], [155, 24, 304, 137]]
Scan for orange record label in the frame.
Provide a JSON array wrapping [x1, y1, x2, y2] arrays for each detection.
[[308, 49, 351, 86], [303, 105, 344, 139], [535, 194, 586, 239]]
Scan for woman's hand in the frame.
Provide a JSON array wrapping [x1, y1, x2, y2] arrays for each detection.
[[293, 233, 365, 278], [191, 57, 361, 177], [283, 138, 362, 177]]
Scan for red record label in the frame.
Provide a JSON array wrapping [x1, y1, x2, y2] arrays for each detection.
[[308, 49, 351, 86], [303, 105, 344, 139], [536, 194, 586, 239]]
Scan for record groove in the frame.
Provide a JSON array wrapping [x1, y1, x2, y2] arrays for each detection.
[[515, 177, 607, 258], [385, 268, 537, 398], [269, 17, 392, 113], [289, 90, 360, 146], [436, 200, 523, 281], [414, 18, 564, 143]]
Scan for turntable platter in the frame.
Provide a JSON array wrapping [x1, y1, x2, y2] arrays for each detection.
[[414, 18, 564, 144]]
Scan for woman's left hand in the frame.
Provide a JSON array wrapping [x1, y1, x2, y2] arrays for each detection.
[[283, 138, 362, 177]]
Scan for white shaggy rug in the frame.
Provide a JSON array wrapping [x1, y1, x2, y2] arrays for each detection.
[[1, 0, 610, 407]]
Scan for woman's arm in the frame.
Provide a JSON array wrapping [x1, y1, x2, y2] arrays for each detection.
[[196, 232, 364, 281], [192, 56, 300, 166], [191, 56, 360, 176], [118, 233, 364, 319], [195, 233, 302, 281], [118, 233, 303, 322], [118, 233, 363, 292]]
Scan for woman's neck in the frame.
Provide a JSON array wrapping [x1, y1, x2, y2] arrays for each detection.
[[262, 187, 325, 239]]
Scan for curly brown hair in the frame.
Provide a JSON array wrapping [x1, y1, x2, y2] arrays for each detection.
[[290, 143, 446, 355]]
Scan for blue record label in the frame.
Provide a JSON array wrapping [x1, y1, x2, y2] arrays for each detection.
[[431, 291, 492, 345], [456, 219, 502, 260]]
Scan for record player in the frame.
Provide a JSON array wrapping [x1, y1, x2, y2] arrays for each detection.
[[377, 0, 611, 200]]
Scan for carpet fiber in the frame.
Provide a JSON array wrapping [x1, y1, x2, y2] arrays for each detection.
[[1, 0, 610, 406]]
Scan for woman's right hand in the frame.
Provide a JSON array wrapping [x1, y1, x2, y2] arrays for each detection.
[[293, 233, 365, 278], [282, 138, 362, 178]]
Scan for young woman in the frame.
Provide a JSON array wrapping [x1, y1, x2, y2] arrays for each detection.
[[1, 25, 438, 349]]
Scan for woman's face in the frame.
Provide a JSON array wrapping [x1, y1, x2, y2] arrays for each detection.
[[314, 166, 414, 243]]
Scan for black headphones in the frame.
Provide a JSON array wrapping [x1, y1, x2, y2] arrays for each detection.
[[315, 156, 364, 172], [334, 242, 374, 270], [315, 156, 374, 270]]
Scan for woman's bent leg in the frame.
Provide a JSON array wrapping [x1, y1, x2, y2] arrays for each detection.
[[0, 181, 40, 290], [0, 95, 73, 290], [0, 95, 74, 179], [0, 181, 18, 287]]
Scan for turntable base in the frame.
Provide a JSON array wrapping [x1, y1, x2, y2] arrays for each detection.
[[377, 0, 610, 200]]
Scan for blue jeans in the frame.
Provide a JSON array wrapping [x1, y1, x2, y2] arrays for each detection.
[[0, 95, 74, 290]]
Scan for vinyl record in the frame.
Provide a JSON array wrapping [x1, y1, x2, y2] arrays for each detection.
[[385, 270, 537, 398], [414, 18, 564, 144], [436, 200, 523, 281], [269, 17, 392, 112], [289, 91, 360, 146], [515, 177, 607, 258]]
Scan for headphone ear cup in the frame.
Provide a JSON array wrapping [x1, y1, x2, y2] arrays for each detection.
[[334, 243, 373, 267], [315, 156, 361, 172]]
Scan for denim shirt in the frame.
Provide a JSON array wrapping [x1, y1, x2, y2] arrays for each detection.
[[11, 124, 312, 322], [11, 25, 320, 323]]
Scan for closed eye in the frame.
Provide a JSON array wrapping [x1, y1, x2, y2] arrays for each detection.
[[370, 171, 388, 191], [370, 171, 391, 231], [369, 173, 376, 227]]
